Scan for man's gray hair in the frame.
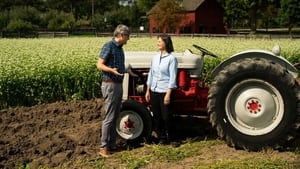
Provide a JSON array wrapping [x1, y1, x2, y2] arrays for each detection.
[[113, 24, 130, 37]]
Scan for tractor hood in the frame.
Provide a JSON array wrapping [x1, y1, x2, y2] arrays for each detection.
[[125, 49, 204, 78]]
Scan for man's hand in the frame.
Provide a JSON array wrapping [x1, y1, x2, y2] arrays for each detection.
[[112, 68, 124, 76]]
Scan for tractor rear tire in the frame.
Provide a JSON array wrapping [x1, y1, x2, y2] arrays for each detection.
[[116, 100, 152, 143], [208, 57, 300, 151]]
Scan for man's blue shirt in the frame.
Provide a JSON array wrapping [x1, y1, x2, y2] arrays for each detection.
[[99, 38, 125, 82], [147, 53, 178, 93]]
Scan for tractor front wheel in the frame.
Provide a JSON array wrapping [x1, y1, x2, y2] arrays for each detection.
[[116, 100, 152, 143]]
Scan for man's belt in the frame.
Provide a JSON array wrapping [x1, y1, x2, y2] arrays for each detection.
[[102, 79, 122, 83]]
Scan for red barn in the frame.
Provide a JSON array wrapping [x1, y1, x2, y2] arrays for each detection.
[[148, 0, 227, 34]]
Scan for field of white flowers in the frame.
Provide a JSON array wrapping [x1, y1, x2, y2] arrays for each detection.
[[0, 37, 299, 108]]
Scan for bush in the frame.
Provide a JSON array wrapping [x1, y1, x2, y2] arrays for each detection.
[[46, 10, 76, 31], [7, 19, 35, 32], [6, 6, 40, 32]]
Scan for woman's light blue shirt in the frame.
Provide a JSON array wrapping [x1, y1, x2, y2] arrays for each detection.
[[146, 53, 178, 93]]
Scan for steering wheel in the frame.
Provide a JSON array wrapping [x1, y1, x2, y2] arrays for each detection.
[[193, 44, 218, 58]]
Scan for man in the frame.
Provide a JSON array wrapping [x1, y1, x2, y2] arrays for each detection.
[[97, 24, 130, 158]]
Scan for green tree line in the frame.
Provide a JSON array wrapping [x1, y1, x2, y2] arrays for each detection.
[[0, 0, 299, 35], [218, 0, 300, 34]]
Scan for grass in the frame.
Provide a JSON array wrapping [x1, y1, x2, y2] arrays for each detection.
[[54, 139, 223, 169], [41, 139, 300, 169], [199, 159, 292, 169]]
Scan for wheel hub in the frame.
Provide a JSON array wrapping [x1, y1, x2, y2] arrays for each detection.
[[247, 99, 261, 114], [116, 110, 144, 140], [226, 79, 284, 136], [124, 118, 134, 129]]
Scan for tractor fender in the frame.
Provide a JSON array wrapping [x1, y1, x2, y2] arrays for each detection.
[[211, 49, 298, 79]]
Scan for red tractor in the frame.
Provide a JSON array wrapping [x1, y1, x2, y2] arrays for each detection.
[[116, 44, 300, 151]]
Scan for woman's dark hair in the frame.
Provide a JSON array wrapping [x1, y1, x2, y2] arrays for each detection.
[[158, 34, 174, 53]]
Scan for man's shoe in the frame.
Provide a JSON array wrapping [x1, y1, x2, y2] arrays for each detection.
[[99, 147, 110, 158]]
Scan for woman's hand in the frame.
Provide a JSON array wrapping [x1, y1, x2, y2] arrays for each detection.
[[145, 91, 150, 103], [164, 95, 170, 105], [164, 89, 172, 105]]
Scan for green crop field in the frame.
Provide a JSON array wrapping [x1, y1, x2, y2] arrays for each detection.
[[1, 37, 300, 109]]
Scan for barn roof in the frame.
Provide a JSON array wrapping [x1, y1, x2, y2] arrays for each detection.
[[148, 0, 206, 15], [181, 0, 205, 11]]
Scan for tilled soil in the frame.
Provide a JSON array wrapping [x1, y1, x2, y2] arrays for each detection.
[[0, 99, 104, 169], [0, 99, 299, 169], [0, 98, 214, 169]]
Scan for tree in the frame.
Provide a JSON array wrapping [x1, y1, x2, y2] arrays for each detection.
[[148, 0, 184, 33], [104, 7, 132, 29], [260, 0, 280, 31], [248, 0, 265, 32], [7, 19, 34, 32], [218, 0, 248, 29], [46, 10, 76, 30], [137, 0, 157, 13], [0, 0, 13, 11], [0, 12, 9, 30], [7, 6, 40, 31], [94, 0, 119, 15], [278, 0, 300, 35], [91, 13, 106, 31], [218, 0, 279, 32]]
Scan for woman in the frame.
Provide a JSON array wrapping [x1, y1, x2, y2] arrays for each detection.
[[145, 34, 178, 144]]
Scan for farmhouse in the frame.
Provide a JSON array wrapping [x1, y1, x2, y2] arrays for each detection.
[[148, 0, 227, 34]]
